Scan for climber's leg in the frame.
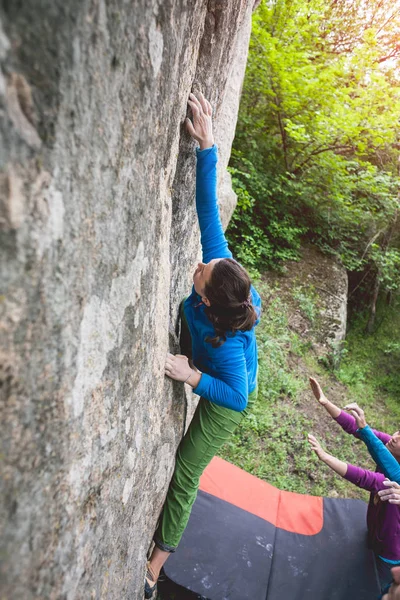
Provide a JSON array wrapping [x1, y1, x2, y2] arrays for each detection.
[[152, 385, 257, 554], [144, 548, 169, 598]]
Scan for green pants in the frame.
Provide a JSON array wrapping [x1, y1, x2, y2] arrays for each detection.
[[154, 386, 257, 552]]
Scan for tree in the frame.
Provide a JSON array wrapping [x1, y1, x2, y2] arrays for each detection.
[[228, 0, 400, 302]]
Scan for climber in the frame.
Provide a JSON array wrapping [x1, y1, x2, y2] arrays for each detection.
[[144, 91, 261, 599], [308, 377, 400, 593]]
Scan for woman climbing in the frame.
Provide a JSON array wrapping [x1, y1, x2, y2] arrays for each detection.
[[144, 92, 261, 598], [308, 377, 400, 593]]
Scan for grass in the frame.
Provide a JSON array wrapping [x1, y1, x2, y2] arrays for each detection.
[[218, 279, 400, 501]]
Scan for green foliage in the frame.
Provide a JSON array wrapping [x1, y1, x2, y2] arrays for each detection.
[[292, 285, 318, 323], [219, 280, 311, 488], [371, 245, 400, 291], [338, 296, 400, 398], [227, 157, 305, 273], [317, 338, 348, 372], [219, 0, 400, 499], [228, 0, 400, 295]]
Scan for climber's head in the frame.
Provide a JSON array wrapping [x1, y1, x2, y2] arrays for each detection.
[[194, 257, 258, 347], [193, 258, 221, 301]]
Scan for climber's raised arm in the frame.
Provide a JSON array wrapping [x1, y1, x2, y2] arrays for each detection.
[[186, 92, 232, 263], [186, 92, 214, 151]]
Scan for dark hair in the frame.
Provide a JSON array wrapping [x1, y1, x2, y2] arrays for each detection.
[[203, 258, 258, 347]]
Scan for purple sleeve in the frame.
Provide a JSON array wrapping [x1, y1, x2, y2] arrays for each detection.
[[334, 410, 391, 443], [345, 463, 386, 493], [334, 411, 358, 435]]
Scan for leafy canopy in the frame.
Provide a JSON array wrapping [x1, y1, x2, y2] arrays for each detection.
[[228, 0, 400, 292]]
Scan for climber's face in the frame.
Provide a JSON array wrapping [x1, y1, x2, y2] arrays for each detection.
[[382, 566, 400, 600], [193, 259, 221, 302], [387, 431, 400, 461]]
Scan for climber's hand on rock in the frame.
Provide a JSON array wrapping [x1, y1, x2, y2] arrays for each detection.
[[165, 353, 193, 382], [186, 92, 214, 150]]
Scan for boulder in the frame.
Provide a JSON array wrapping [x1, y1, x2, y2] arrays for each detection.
[[0, 1, 256, 598], [266, 245, 348, 360]]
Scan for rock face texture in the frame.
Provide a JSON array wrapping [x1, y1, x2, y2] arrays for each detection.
[[0, 2, 256, 599]]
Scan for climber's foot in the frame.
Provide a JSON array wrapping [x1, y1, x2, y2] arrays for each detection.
[[144, 562, 158, 599]]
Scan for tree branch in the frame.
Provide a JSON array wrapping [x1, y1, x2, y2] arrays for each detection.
[[293, 143, 355, 174]]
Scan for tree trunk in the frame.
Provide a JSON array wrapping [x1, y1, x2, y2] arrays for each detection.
[[366, 272, 380, 333]]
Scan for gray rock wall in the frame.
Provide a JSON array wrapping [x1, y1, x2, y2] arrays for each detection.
[[0, 2, 256, 598]]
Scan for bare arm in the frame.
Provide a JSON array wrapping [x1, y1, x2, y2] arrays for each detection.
[[309, 377, 341, 419], [308, 434, 347, 477], [308, 434, 388, 493]]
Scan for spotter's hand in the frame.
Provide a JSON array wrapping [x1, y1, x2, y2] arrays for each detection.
[[309, 377, 328, 406], [378, 480, 400, 505], [343, 402, 367, 429], [308, 433, 326, 460]]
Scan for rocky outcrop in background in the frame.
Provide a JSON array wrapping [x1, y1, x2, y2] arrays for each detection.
[[266, 245, 348, 359], [0, 1, 258, 598]]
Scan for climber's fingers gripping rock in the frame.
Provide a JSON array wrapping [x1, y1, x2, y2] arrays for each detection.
[[186, 92, 214, 150], [165, 352, 192, 383]]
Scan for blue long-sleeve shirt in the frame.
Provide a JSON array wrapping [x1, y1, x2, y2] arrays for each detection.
[[183, 145, 261, 412], [358, 425, 400, 484]]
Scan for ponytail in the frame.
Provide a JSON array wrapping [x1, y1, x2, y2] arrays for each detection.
[[203, 258, 258, 348]]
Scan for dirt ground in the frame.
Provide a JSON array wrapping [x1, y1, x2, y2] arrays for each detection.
[[260, 245, 393, 500]]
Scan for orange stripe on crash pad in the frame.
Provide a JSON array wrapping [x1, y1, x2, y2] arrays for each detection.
[[199, 456, 323, 536]]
